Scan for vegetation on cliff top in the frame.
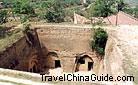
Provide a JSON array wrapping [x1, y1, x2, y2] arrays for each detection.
[[0, 26, 23, 52], [0, 0, 137, 24], [92, 27, 108, 56]]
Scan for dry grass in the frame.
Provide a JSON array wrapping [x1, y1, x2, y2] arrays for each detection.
[[0, 30, 23, 52]]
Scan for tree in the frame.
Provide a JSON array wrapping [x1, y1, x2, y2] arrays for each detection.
[[44, 0, 65, 23], [0, 10, 8, 24], [90, 0, 116, 17], [115, 0, 138, 18], [117, 0, 126, 11], [64, 0, 81, 6], [1, 0, 13, 8], [133, 7, 138, 18], [12, 0, 35, 15], [20, 15, 29, 23], [92, 27, 108, 55], [40, 0, 55, 8]]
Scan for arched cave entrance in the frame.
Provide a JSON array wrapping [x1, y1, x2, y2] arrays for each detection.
[[28, 54, 38, 73], [45, 52, 61, 69], [75, 55, 94, 72]]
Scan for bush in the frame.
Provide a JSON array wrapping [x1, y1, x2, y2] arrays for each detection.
[[20, 15, 29, 23], [92, 27, 108, 56], [22, 23, 31, 33], [89, 0, 116, 17], [13, 0, 35, 15], [44, 0, 65, 23], [0, 10, 8, 24]]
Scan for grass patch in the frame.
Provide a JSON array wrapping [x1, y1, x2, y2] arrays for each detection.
[[0, 29, 23, 52]]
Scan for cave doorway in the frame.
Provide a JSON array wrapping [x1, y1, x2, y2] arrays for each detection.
[[45, 52, 62, 69], [55, 60, 61, 68], [29, 64, 37, 73], [79, 59, 85, 64], [75, 55, 94, 72], [32, 65, 37, 73], [88, 62, 93, 71], [28, 54, 38, 73]]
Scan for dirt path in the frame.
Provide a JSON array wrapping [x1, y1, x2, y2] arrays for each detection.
[[0, 75, 52, 85]]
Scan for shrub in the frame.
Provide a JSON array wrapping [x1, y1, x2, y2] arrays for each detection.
[[13, 0, 35, 15], [22, 23, 31, 33], [0, 10, 8, 24], [92, 27, 108, 56], [20, 15, 29, 23], [89, 0, 116, 17], [44, 0, 65, 23]]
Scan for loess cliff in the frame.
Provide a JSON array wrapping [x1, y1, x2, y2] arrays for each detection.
[[104, 25, 138, 84]]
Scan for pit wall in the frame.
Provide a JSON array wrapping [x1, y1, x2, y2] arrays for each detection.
[[35, 25, 102, 73], [36, 26, 93, 53], [0, 36, 36, 71], [0, 24, 103, 74]]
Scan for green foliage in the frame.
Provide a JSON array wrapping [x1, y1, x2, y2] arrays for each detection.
[[12, 0, 35, 15], [22, 23, 31, 34], [1, 0, 13, 8], [40, 0, 55, 8], [0, 10, 8, 24], [123, 6, 138, 18], [89, 0, 131, 17], [123, 6, 133, 14], [0, 28, 23, 52], [133, 7, 138, 18], [117, 0, 126, 11], [92, 27, 108, 55], [0, 26, 16, 38], [44, 0, 65, 23], [64, 0, 81, 6], [20, 15, 29, 23], [90, 0, 116, 17]]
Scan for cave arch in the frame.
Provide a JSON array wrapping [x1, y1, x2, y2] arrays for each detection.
[[28, 54, 38, 73], [75, 55, 94, 72], [45, 52, 61, 69]]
